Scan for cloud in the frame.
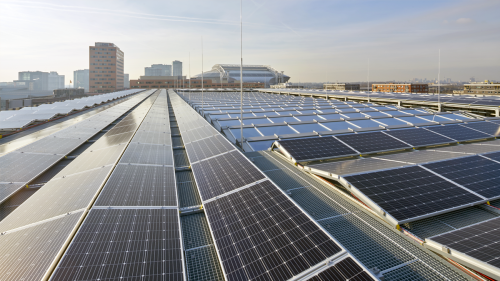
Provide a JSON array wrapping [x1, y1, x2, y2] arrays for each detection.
[[456, 18, 475, 24]]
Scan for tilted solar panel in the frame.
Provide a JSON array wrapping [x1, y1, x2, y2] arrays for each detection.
[[335, 132, 410, 154], [424, 156, 500, 200], [276, 137, 357, 162], [461, 121, 500, 137], [384, 128, 455, 147], [425, 124, 491, 142], [344, 166, 484, 223]]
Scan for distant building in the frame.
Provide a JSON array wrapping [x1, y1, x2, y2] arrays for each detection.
[[15, 71, 50, 91], [48, 71, 65, 91], [124, 73, 129, 88], [172, 60, 182, 76], [372, 83, 428, 93], [323, 83, 360, 91], [193, 64, 289, 85], [464, 80, 500, 95], [89, 42, 124, 93], [145, 64, 172, 76], [270, 83, 304, 89], [130, 76, 263, 89], [74, 69, 89, 92]]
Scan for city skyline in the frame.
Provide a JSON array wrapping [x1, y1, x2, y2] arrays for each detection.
[[1, 0, 499, 84]]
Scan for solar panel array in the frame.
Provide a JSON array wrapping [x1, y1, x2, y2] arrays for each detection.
[[0, 89, 150, 206], [176, 90, 478, 152], [0, 90, 158, 281], [169, 91, 376, 281], [0, 89, 141, 131], [53, 90, 186, 280], [304, 140, 500, 225], [261, 88, 500, 108], [426, 216, 500, 279]]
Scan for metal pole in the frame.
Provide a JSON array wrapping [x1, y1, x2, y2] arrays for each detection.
[[240, 0, 244, 147], [202, 37, 204, 117], [438, 49, 441, 111], [189, 52, 191, 101], [368, 58, 370, 101]]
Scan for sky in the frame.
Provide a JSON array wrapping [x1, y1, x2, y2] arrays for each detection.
[[0, 0, 499, 83]]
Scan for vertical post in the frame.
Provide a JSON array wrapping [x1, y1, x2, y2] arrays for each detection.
[[368, 58, 370, 102], [240, 0, 244, 147], [202, 37, 204, 117], [189, 52, 191, 101], [438, 49, 441, 111]]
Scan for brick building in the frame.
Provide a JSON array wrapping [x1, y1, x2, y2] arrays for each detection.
[[130, 76, 264, 89], [89, 42, 124, 93], [372, 83, 428, 93]]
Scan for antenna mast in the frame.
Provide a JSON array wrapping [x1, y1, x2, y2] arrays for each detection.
[[438, 49, 441, 111], [240, 0, 244, 147], [202, 37, 204, 117]]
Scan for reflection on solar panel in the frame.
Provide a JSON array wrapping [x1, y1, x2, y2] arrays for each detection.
[[0, 211, 84, 281], [191, 150, 265, 201], [276, 137, 357, 162], [384, 128, 454, 147], [424, 156, 500, 199], [51, 209, 184, 281], [120, 143, 173, 165], [307, 257, 375, 281], [425, 124, 491, 142], [205, 180, 342, 281], [374, 150, 466, 164], [344, 166, 484, 223], [186, 135, 235, 163], [308, 158, 408, 177], [95, 164, 177, 206], [462, 121, 500, 137], [426, 216, 500, 279], [336, 132, 410, 154]]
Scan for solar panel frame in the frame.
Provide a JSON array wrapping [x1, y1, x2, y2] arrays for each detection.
[[335, 131, 411, 154], [274, 137, 359, 163], [342, 165, 485, 225]]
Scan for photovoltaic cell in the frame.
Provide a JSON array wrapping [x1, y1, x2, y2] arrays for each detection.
[[461, 121, 500, 137], [428, 216, 500, 268], [308, 158, 408, 177], [277, 137, 357, 162], [186, 135, 235, 163], [131, 131, 172, 145], [17, 137, 86, 155], [191, 150, 265, 201], [424, 156, 500, 199], [0, 211, 83, 281], [482, 151, 500, 162], [51, 209, 184, 281], [204, 180, 342, 281], [95, 164, 177, 206], [425, 125, 490, 142], [336, 132, 410, 154], [384, 128, 454, 147], [120, 143, 173, 166], [344, 166, 484, 222]]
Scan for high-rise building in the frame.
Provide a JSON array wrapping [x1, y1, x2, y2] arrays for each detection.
[[89, 42, 124, 93], [172, 60, 182, 76], [124, 74, 129, 88], [74, 69, 89, 92], [48, 71, 65, 91], [145, 64, 171, 76], [15, 71, 49, 91]]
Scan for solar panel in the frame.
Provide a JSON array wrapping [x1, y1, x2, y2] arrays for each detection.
[[131, 130, 172, 145], [90, 131, 136, 149], [374, 150, 465, 164], [51, 209, 184, 281], [482, 151, 500, 162], [424, 156, 500, 200], [427, 216, 500, 272], [307, 158, 408, 177], [425, 124, 491, 142], [0, 152, 63, 184], [95, 164, 177, 206], [0, 183, 25, 205], [276, 137, 357, 162], [119, 143, 173, 166], [384, 128, 455, 147], [461, 121, 500, 137], [307, 257, 375, 281], [17, 137, 86, 155], [335, 132, 410, 154], [204, 180, 342, 281], [0, 211, 83, 281], [0, 166, 113, 233], [186, 135, 236, 163], [191, 150, 265, 201], [431, 144, 500, 155], [344, 166, 484, 223]]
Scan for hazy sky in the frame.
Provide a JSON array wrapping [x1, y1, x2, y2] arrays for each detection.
[[1, 0, 499, 83]]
